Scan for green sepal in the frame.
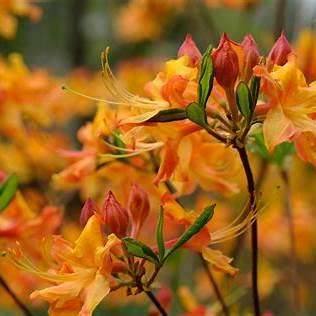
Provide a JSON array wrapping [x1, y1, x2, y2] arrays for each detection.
[[236, 81, 253, 121], [156, 206, 165, 261], [198, 45, 214, 109], [147, 108, 187, 122], [250, 76, 260, 108], [0, 174, 19, 212], [186, 102, 208, 127], [122, 237, 159, 265]]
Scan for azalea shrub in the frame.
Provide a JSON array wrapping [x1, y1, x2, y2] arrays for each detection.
[[1, 1, 316, 316]]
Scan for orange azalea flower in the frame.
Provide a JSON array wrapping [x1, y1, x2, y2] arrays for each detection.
[[163, 200, 258, 276], [8, 215, 121, 316], [0, 191, 62, 256], [254, 57, 316, 154], [0, 190, 62, 303]]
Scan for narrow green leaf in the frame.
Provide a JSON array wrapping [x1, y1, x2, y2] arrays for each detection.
[[0, 174, 19, 212], [198, 45, 214, 109], [250, 76, 260, 108], [186, 102, 207, 127], [122, 238, 159, 265], [147, 108, 187, 122], [236, 81, 253, 121], [156, 206, 165, 261], [164, 204, 215, 262]]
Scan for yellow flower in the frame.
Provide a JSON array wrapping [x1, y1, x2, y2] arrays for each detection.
[[8, 215, 121, 316], [254, 58, 316, 152]]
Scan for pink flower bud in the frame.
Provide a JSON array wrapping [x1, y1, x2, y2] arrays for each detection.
[[212, 33, 239, 88], [267, 32, 292, 68], [102, 191, 129, 238], [178, 33, 202, 67], [80, 198, 99, 227], [127, 183, 150, 238], [241, 34, 260, 82]]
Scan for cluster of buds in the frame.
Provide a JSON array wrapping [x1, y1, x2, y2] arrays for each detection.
[[80, 183, 150, 238], [212, 32, 293, 89]]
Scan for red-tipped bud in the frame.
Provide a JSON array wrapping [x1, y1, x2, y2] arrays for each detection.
[[102, 191, 129, 238], [80, 198, 99, 227], [127, 183, 150, 238], [178, 33, 202, 67], [241, 34, 260, 82], [267, 32, 292, 68], [212, 33, 239, 88]]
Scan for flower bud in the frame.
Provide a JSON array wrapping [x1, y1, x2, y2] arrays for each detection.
[[267, 32, 292, 69], [241, 34, 260, 82], [178, 33, 202, 67], [79, 198, 98, 227], [102, 191, 129, 238], [127, 183, 150, 238], [212, 33, 239, 88]]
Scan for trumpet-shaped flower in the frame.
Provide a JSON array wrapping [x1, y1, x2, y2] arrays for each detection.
[[254, 58, 316, 154], [8, 215, 121, 316], [163, 200, 258, 276]]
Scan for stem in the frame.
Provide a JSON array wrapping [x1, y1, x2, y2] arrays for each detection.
[[231, 160, 268, 260], [274, 0, 287, 40], [204, 125, 228, 143], [149, 151, 228, 315], [199, 254, 230, 316], [145, 290, 168, 316], [236, 147, 261, 316], [280, 170, 301, 316], [0, 276, 33, 316]]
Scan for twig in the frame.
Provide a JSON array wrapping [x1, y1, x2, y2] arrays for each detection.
[[236, 147, 261, 316], [280, 170, 301, 316], [145, 290, 168, 316], [230, 160, 268, 260], [199, 254, 230, 316], [0, 276, 33, 316]]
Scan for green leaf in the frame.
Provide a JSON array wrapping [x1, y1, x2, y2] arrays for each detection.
[[122, 238, 159, 265], [247, 130, 295, 167], [156, 206, 165, 261], [0, 174, 19, 212], [236, 81, 253, 121], [198, 45, 214, 109], [147, 108, 187, 122], [250, 76, 260, 108], [164, 204, 215, 262], [272, 142, 295, 167], [186, 102, 207, 127]]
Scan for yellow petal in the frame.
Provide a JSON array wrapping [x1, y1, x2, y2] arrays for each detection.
[[73, 215, 105, 267], [165, 56, 198, 80], [79, 271, 110, 316], [263, 105, 298, 152], [202, 247, 239, 276], [30, 279, 88, 303]]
